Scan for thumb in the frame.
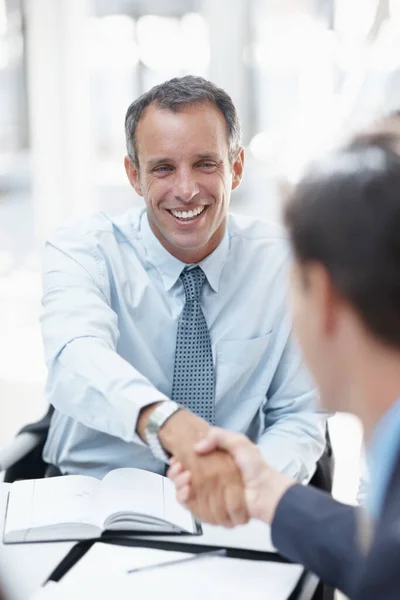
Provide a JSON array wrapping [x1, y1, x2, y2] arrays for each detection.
[[195, 427, 248, 458], [194, 427, 221, 454]]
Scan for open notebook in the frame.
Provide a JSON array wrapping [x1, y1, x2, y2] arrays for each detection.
[[3, 468, 199, 543]]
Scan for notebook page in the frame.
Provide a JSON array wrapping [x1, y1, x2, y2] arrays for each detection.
[[100, 468, 165, 526], [4, 476, 100, 540], [162, 476, 196, 532]]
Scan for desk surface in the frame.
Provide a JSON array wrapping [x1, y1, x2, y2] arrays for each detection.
[[0, 483, 318, 600], [0, 485, 74, 600], [32, 543, 307, 600]]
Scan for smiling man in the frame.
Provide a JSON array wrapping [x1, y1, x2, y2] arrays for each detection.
[[41, 76, 326, 525]]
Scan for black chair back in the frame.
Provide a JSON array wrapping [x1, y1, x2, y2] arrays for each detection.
[[4, 405, 54, 482], [309, 426, 335, 600], [309, 427, 334, 493]]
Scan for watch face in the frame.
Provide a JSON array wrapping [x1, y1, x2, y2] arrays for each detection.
[[154, 409, 168, 428], [148, 403, 179, 433], [145, 403, 179, 463]]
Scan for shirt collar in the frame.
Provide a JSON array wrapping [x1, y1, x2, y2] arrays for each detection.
[[139, 209, 229, 292], [367, 396, 400, 519], [368, 397, 400, 460]]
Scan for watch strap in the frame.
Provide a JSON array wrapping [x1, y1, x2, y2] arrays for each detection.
[[145, 401, 181, 464]]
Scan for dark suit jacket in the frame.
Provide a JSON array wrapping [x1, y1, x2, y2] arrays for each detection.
[[271, 453, 400, 599]]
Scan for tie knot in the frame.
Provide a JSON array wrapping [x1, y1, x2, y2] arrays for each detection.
[[180, 266, 206, 302]]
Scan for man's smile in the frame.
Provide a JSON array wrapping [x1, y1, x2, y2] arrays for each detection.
[[166, 205, 208, 223]]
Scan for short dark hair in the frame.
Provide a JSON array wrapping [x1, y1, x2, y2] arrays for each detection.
[[284, 119, 400, 348], [125, 75, 242, 167]]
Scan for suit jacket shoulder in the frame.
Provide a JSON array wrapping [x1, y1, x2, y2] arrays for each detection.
[[271, 452, 400, 599]]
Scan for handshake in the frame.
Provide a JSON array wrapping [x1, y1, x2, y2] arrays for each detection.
[[158, 410, 294, 528]]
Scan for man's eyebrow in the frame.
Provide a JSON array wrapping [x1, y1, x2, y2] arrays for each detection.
[[147, 157, 172, 169], [196, 153, 221, 161], [146, 153, 222, 168]]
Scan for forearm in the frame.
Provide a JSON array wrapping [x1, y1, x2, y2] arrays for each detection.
[[47, 336, 169, 444], [271, 485, 362, 596], [257, 414, 327, 482]]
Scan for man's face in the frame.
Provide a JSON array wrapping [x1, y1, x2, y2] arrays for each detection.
[[125, 102, 244, 262], [290, 261, 347, 413]]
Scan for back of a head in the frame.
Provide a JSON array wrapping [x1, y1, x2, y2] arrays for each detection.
[[284, 114, 400, 349]]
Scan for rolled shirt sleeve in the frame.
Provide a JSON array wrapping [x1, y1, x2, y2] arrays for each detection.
[[41, 229, 168, 446]]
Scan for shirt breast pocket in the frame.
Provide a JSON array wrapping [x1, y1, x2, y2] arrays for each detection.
[[215, 332, 273, 403]]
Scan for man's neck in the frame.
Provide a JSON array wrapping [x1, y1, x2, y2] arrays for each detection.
[[148, 219, 226, 264], [166, 244, 217, 265]]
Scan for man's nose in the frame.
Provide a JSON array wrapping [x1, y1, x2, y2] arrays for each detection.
[[173, 169, 199, 203]]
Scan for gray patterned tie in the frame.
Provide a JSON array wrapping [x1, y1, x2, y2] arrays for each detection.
[[171, 266, 215, 424]]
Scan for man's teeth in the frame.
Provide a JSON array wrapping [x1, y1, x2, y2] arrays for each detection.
[[170, 206, 205, 219]]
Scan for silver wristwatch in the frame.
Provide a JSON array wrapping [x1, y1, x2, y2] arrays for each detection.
[[145, 401, 181, 463]]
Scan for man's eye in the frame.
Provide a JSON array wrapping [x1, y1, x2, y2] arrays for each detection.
[[154, 166, 172, 173], [199, 162, 216, 169]]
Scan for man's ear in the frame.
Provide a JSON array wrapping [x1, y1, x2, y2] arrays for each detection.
[[124, 156, 143, 197], [231, 147, 245, 191]]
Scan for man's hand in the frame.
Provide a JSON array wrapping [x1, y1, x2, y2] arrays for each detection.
[[138, 406, 248, 527], [168, 427, 295, 525]]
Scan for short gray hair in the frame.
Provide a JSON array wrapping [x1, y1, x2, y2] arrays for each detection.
[[125, 75, 242, 167]]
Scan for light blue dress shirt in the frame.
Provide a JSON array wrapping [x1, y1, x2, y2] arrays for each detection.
[[41, 208, 326, 480], [367, 397, 400, 519]]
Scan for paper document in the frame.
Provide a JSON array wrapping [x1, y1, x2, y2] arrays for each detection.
[[60, 544, 192, 587], [31, 545, 303, 600]]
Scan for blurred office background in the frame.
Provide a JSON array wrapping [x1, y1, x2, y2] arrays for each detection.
[[2, 0, 399, 502]]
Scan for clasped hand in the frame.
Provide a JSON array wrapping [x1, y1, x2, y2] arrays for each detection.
[[157, 411, 249, 528], [168, 427, 294, 526]]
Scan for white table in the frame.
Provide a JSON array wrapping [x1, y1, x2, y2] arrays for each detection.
[[0, 483, 318, 600], [0, 485, 74, 600], [30, 545, 310, 600]]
